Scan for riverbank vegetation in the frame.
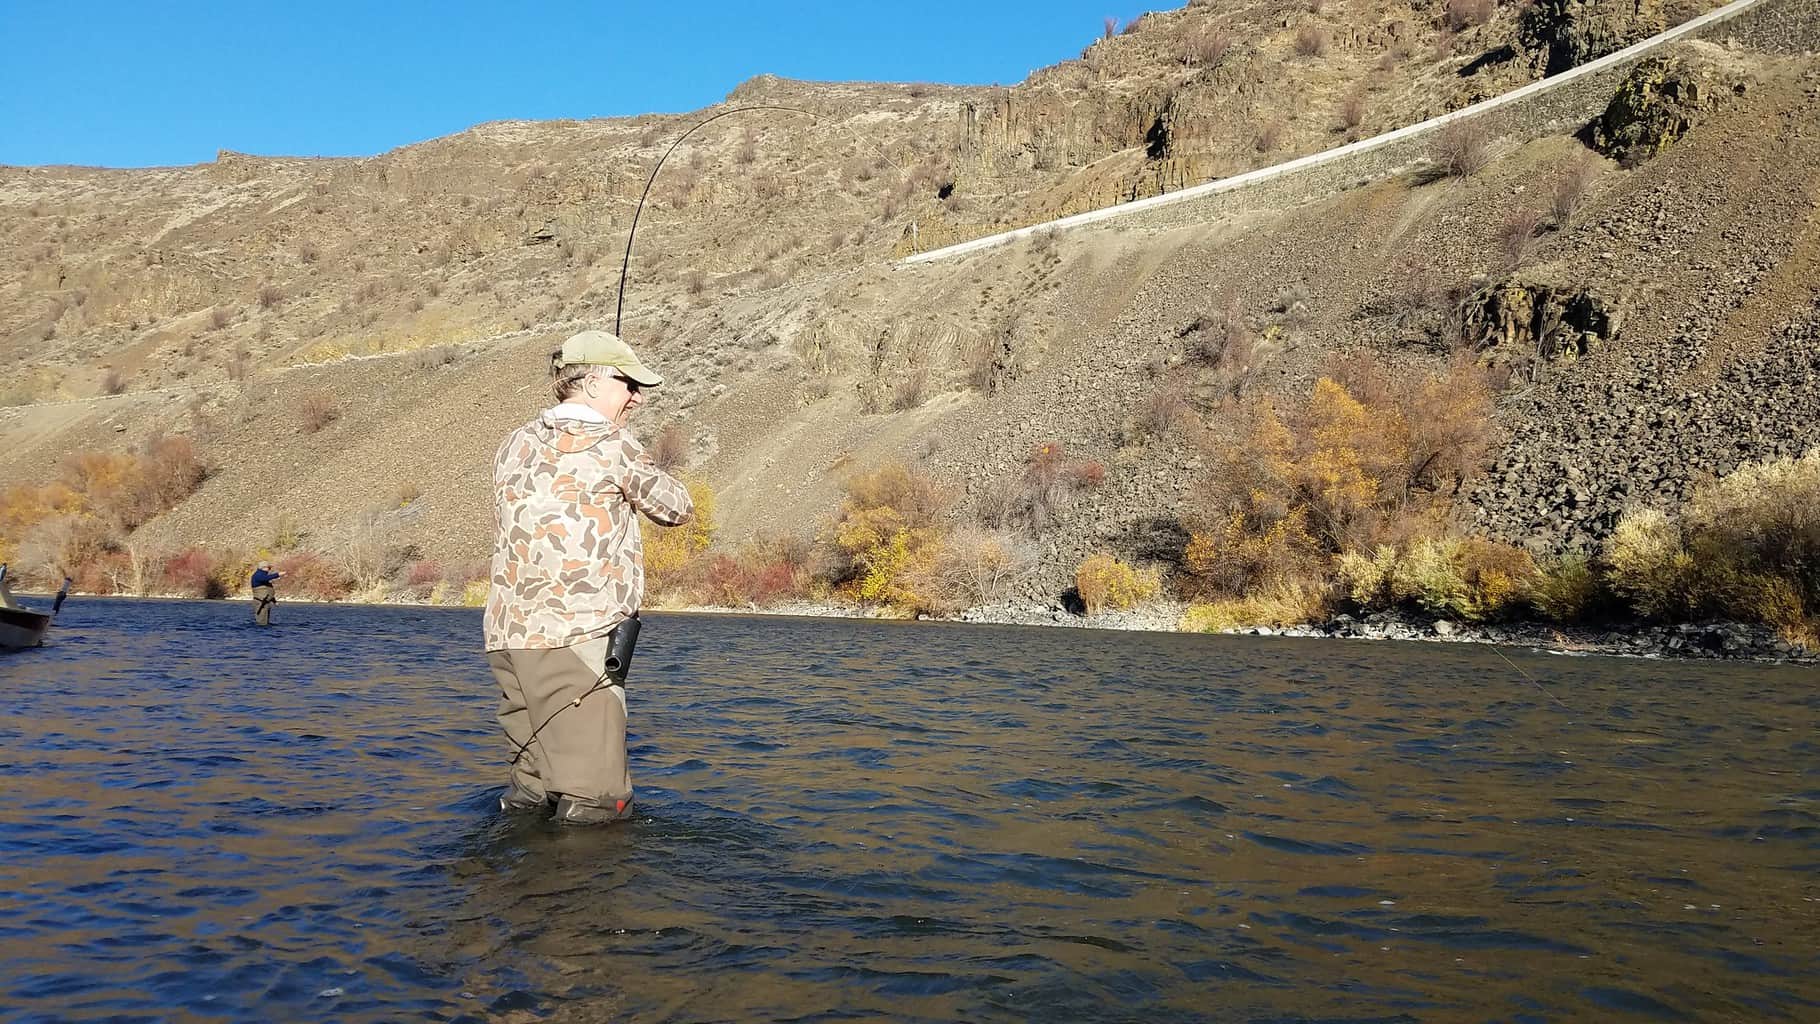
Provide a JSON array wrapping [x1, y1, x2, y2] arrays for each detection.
[[3, 385, 1814, 651]]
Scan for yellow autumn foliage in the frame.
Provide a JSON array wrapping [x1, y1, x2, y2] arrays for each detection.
[[1336, 537, 1538, 623], [645, 479, 716, 600], [1603, 449, 1820, 646], [1180, 584, 1329, 632], [1075, 552, 1158, 615], [831, 463, 950, 616]]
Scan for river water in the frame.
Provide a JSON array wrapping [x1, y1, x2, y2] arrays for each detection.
[[0, 599, 1814, 1022]]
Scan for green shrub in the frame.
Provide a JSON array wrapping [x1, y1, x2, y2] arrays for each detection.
[[1335, 536, 1537, 622], [1684, 449, 1820, 613], [1604, 449, 1820, 645], [1532, 554, 1607, 622], [1602, 508, 1701, 619], [1335, 544, 1399, 608], [1180, 585, 1329, 632]]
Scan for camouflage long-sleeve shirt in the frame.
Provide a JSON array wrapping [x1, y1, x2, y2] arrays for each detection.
[[484, 407, 694, 651]]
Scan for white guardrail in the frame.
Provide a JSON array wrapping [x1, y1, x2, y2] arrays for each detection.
[[902, 0, 1772, 264]]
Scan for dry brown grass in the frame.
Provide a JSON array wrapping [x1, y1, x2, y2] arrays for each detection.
[[409, 345, 460, 371], [1499, 207, 1543, 268], [298, 392, 340, 433], [1183, 299, 1254, 370], [651, 422, 690, 471], [1432, 120, 1491, 177], [1017, 441, 1105, 535], [1294, 24, 1330, 57], [1255, 120, 1285, 153], [1134, 384, 1195, 443], [1444, 0, 1494, 29], [891, 368, 930, 411], [1181, 24, 1233, 66], [1338, 89, 1368, 132], [1433, 25, 1457, 59], [1552, 154, 1599, 226], [842, 157, 875, 186]]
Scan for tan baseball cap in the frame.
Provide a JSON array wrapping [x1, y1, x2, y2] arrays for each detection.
[[552, 329, 664, 387]]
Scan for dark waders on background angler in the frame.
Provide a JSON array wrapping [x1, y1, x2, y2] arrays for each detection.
[[493, 614, 642, 824], [252, 585, 276, 626]]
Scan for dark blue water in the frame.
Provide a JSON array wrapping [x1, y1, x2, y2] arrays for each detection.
[[0, 599, 1815, 1022]]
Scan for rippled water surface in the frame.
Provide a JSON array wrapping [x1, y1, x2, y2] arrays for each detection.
[[1, 599, 1816, 1022]]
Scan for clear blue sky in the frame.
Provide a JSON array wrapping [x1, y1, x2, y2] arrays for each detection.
[[0, 0, 1152, 168]]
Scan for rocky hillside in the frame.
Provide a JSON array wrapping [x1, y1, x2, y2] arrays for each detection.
[[1, 0, 1814, 602]]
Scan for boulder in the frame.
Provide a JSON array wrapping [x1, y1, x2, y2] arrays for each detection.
[[1460, 270, 1627, 374], [1589, 55, 1749, 167]]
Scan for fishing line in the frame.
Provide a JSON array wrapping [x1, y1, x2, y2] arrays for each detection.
[[1488, 642, 1572, 710], [506, 664, 617, 769], [616, 110, 1570, 713], [615, 104, 820, 335]]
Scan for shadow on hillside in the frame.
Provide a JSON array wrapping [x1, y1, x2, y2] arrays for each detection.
[[1111, 516, 1192, 569], [1459, 45, 1518, 78]]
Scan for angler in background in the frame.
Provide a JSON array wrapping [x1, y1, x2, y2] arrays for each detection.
[[483, 329, 693, 824], [250, 562, 282, 626], [52, 577, 71, 615]]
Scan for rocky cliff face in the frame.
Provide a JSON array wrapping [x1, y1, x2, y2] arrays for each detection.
[[1519, 0, 1667, 75]]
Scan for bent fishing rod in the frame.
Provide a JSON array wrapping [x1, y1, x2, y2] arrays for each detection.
[[505, 105, 824, 751], [615, 104, 819, 336]]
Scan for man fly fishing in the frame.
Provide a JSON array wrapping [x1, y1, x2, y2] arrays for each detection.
[[250, 562, 282, 625], [483, 329, 693, 824]]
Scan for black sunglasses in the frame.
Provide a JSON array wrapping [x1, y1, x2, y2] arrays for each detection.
[[611, 375, 642, 394]]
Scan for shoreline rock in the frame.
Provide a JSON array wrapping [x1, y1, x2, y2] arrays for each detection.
[[944, 603, 1815, 665], [22, 590, 1813, 666]]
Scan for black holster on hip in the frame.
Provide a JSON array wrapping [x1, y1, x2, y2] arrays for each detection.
[[603, 613, 640, 685]]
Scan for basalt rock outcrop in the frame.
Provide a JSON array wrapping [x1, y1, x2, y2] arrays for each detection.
[[1462, 270, 1628, 375], [1518, 0, 1667, 76], [1588, 54, 1750, 166]]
